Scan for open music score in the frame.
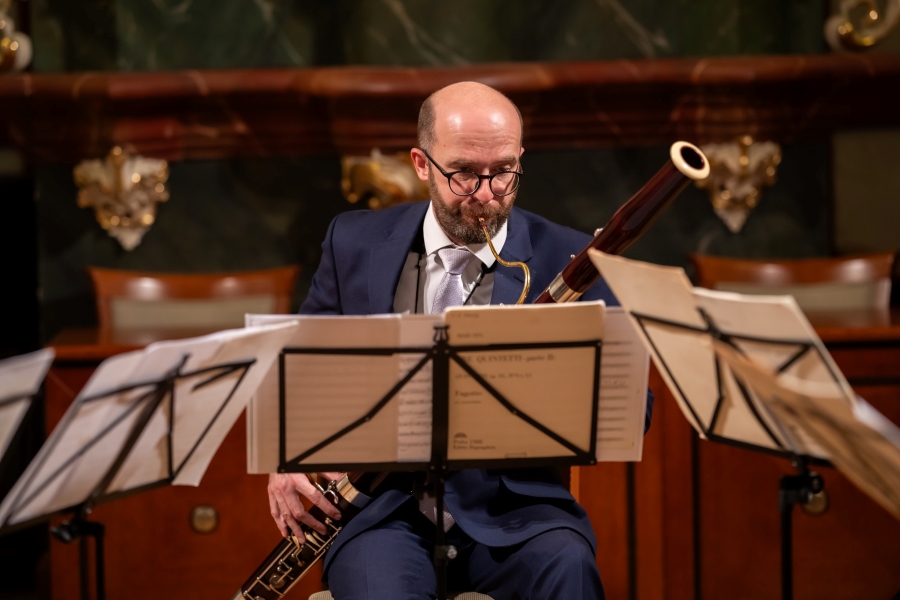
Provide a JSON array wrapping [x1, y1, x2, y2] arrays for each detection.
[[246, 302, 650, 473], [0, 349, 54, 464], [0, 324, 298, 530], [589, 249, 900, 523], [714, 342, 900, 521]]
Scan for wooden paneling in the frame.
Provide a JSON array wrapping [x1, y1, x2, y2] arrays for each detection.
[[2, 55, 900, 162], [578, 462, 631, 599]]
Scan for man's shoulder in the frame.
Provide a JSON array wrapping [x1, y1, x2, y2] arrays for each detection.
[[512, 207, 593, 248], [329, 202, 427, 241]]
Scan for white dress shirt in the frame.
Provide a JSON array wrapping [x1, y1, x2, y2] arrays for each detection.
[[392, 201, 509, 529], [392, 202, 508, 314]]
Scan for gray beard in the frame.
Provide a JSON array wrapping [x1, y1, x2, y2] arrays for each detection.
[[428, 171, 513, 245]]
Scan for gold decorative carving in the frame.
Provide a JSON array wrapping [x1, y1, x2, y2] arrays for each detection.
[[74, 146, 170, 251], [341, 149, 429, 210], [826, 0, 900, 50], [0, 0, 32, 72], [696, 136, 781, 233]]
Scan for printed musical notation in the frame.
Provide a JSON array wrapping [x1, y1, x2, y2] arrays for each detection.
[[247, 304, 651, 472]]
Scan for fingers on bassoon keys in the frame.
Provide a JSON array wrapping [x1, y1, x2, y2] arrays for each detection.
[[309, 487, 342, 521]]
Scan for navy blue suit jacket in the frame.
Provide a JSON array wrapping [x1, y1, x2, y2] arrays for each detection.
[[300, 201, 648, 572]]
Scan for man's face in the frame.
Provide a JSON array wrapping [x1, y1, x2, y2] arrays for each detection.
[[414, 105, 523, 245]]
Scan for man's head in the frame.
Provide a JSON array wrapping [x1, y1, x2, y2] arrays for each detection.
[[411, 82, 524, 245]]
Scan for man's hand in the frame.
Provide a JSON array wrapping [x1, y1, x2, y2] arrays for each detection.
[[268, 472, 344, 538]]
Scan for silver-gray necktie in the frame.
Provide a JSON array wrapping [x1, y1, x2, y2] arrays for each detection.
[[431, 247, 476, 314]]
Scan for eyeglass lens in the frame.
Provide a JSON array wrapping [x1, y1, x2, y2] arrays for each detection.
[[448, 171, 520, 197]]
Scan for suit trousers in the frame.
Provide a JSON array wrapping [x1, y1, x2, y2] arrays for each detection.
[[324, 498, 604, 600]]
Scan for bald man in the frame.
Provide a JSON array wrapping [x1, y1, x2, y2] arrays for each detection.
[[268, 82, 635, 599]]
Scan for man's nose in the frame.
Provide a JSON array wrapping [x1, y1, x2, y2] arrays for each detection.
[[472, 179, 496, 204]]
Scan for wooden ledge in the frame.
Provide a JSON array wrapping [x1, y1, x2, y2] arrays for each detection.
[[3, 54, 900, 161]]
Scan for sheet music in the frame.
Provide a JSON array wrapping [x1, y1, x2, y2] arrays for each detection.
[[715, 342, 900, 520], [596, 307, 650, 462], [397, 315, 441, 462], [445, 302, 605, 461], [249, 303, 651, 471], [589, 250, 852, 459], [0, 349, 54, 462], [247, 315, 407, 471], [0, 324, 296, 527], [0, 351, 152, 524]]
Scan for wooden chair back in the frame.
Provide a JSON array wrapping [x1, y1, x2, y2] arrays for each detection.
[[689, 253, 895, 312], [88, 266, 300, 331]]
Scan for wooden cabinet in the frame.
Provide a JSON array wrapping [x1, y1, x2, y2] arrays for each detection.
[[45, 329, 324, 600], [576, 309, 900, 600]]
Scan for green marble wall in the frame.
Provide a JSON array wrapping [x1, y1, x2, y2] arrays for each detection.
[[35, 143, 829, 339], [28, 0, 839, 340], [36, 157, 352, 338], [32, 0, 826, 72]]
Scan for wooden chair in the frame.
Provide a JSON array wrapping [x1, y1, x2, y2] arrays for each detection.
[[689, 252, 895, 312], [88, 266, 300, 331]]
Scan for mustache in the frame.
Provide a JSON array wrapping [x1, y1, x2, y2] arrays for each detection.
[[454, 202, 501, 218]]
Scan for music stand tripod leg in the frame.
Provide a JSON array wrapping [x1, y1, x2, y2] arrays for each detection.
[[777, 463, 824, 600], [51, 515, 106, 600], [48, 362, 182, 600]]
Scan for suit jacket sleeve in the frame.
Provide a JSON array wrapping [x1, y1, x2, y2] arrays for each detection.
[[300, 214, 343, 315]]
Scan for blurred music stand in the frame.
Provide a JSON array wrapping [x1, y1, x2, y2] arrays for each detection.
[[0, 323, 299, 600], [278, 324, 604, 600], [589, 250, 857, 600], [0, 354, 258, 600], [629, 307, 836, 600], [0, 349, 55, 498]]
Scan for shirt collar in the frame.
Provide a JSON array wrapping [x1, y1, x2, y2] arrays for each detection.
[[423, 201, 508, 268]]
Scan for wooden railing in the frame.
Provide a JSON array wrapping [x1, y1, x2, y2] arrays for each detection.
[[1, 53, 899, 162]]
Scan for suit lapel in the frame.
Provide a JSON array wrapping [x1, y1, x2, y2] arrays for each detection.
[[490, 208, 534, 305], [368, 203, 429, 314]]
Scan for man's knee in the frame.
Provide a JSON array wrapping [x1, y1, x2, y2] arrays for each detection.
[[326, 526, 434, 600], [533, 529, 596, 572], [527, 529, 603, 599]]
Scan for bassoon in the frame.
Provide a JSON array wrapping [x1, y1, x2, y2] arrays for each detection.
[[233, 141, 710, 600]]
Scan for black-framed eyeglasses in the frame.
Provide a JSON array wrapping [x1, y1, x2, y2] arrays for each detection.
[[420, 148, 523, 197]]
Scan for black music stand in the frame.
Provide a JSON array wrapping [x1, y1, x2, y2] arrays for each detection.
[[0, 349, 55, 490], [0, 355, 256, 600], [628, 307, 839, 600], [0, 389, 44, 496], [278, 325, 604, 600]]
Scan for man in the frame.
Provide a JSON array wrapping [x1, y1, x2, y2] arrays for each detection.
[[268, 82, 647, 599]]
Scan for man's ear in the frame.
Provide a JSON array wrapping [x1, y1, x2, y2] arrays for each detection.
[[410, 148, 429, 182]]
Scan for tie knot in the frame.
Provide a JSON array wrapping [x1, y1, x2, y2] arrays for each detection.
[[438, 247, 475, 275]]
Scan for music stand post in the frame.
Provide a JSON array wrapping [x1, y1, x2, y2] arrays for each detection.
[[430, 326, 453, 600], [278, 324, 603, 600], [778, 459, 824, 600], [0, 356, 258, 600], [629, 307, 835, 600]]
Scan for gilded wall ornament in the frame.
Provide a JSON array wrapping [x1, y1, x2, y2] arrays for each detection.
[[0, 0, 32, 72], [696, 136, 781, 233], [74, 147, 170, 251], [826, 0, 900, 50], [341, 149, 429, 210]]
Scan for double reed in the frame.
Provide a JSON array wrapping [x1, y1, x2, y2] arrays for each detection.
[[234, 141, 709, 600]]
